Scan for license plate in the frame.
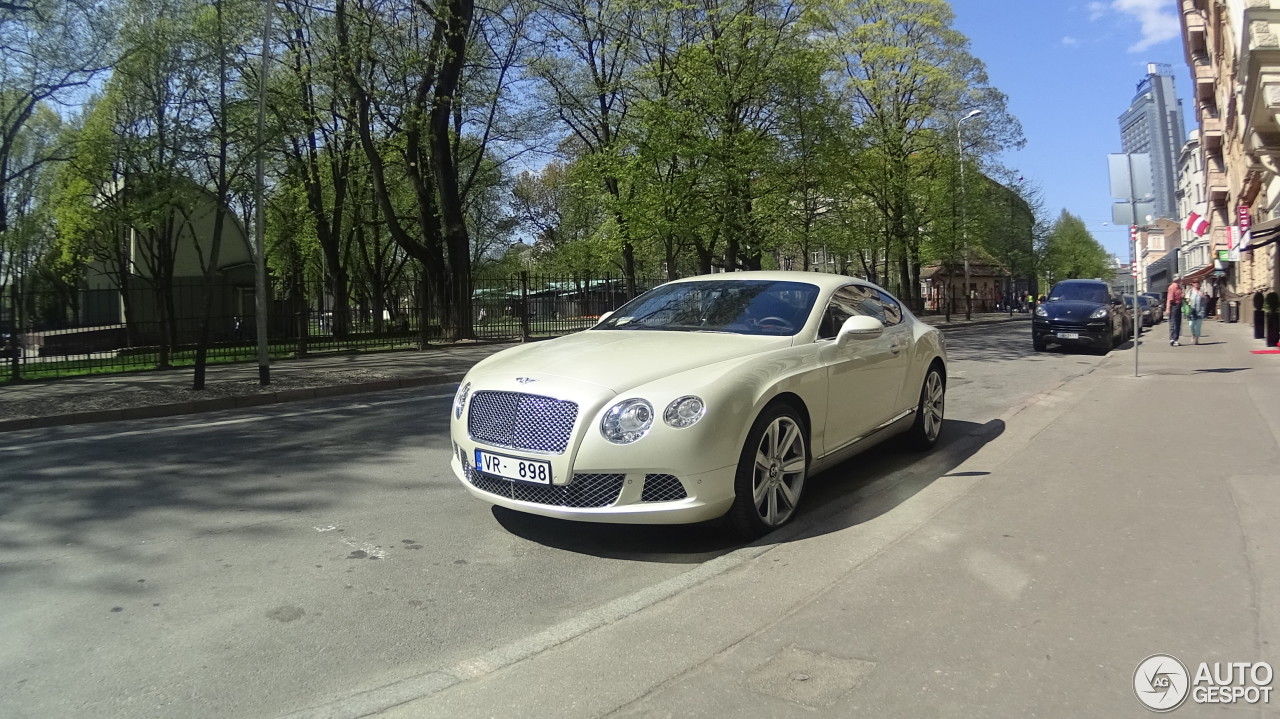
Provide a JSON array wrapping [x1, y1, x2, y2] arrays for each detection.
[[1057, 332, 1079, 339], [475, 450, 552, 484]]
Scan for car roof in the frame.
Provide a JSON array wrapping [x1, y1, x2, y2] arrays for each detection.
[[667, 270, 875, 293]]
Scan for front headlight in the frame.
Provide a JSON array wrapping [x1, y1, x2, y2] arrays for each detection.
[[1035, 305, 1047, 317], [601, 398, 654, 444], [1090, 307, 1109, 319], [663, 396, 706, 428], [453, 381, 471, 419]]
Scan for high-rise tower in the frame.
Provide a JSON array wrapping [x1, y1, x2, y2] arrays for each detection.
[[1118, 63, 1187, 222]]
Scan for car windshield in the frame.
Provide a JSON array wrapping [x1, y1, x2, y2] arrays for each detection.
[[1048, 283, 1108, 303], [595, 280, 820, 336]]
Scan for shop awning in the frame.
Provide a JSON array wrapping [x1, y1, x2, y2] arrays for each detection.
[[1182, 263, 1216, 282], [1242, 216, 1280, 251]]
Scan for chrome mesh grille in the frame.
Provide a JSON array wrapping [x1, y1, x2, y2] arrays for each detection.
[[463, 465, 624, 508], [468, 391, 578, 454], [641, 474, 688, 502]]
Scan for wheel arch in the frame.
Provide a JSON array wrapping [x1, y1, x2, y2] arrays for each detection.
[[761, 392, 812, 451]]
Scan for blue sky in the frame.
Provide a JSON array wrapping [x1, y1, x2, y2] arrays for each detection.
[[946, 0, 1189, 259]]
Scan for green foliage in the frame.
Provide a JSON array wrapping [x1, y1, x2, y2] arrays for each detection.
[[1042, 210, 1112, 283], [5, 0, 1046, 333]]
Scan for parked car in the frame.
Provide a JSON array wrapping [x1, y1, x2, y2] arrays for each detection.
[[1142, 293, 1165, 324], [1121, 295, 1153, 328], [0, 325, 21, 360], [449, 271, 948, 539], [1033, 279, 1131, 353]]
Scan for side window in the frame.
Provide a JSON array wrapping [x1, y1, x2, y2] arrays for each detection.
[[847, 284, 886, 324], [874, 289, 903, 326], [818, 286, 859, 339], [819, 284, 893, 338]]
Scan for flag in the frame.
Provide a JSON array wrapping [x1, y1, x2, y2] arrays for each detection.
[[1225, 225, 1238, 249], [1184, 212, 1208, 236]]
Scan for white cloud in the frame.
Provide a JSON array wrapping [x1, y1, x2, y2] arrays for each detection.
[[1062, 36, 1080, 47], [1087, 2, 1109, 21], [1110, 0, 1181, 52]]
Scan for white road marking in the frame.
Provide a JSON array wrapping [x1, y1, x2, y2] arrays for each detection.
[[339, 537, 388, 560]]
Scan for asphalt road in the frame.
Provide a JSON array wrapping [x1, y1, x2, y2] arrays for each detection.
[[1, 319, 1112, 719]]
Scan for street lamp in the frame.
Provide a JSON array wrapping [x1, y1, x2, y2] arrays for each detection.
[[958, 109, 983, 320]]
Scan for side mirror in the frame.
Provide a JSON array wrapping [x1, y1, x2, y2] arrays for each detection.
[[837, 315, 884, 341]]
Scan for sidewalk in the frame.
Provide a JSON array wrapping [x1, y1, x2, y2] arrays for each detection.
[[359, 316, 1280, 718], [0, 312, 1027, 433]]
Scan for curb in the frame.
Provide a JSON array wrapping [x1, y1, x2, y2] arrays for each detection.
[[0, 372, 467, 434]]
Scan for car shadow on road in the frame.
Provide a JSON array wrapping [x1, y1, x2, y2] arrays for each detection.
[[777, 418, 1001, 544], [492, 418, 1001, 563]]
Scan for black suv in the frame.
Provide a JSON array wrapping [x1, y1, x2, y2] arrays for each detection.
[[1033, 279, 1130, 354]]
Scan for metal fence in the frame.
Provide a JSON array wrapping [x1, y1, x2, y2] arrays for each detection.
[[0, 273, 663, 384]]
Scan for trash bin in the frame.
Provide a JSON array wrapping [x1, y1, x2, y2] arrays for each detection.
[[1228, 300, 1240, 323]]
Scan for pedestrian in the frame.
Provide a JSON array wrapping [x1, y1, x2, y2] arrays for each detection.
[[1166, 277, 1184, 346], [1186, 278, 1208, 344]]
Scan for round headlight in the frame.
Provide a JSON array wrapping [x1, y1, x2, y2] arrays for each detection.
[[663, 396, 706, 428], [601, 398, 654, 444], [454, 381, 471, 419]]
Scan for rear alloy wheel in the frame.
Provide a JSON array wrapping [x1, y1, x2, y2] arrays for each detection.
[[905, 365, 945, 451], [726, 405, 807, 539]]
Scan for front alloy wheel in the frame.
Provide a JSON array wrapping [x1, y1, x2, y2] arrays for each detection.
[[727, 405, 807, 539]]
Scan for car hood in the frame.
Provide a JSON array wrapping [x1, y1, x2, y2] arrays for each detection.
[[468, 330, 794, 393], [1041, 300, 1106, 319]]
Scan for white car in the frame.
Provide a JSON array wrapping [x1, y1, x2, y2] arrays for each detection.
[[449, 271, 947, 538]]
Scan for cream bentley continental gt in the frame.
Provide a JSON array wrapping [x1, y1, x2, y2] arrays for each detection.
[[449, 271, 947, 538]]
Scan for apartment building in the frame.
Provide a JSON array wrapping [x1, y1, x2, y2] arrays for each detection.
[[1178, 0, 1280, 300]]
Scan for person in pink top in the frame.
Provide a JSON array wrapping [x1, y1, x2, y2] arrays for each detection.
[[1166, 277, 1184, 346]]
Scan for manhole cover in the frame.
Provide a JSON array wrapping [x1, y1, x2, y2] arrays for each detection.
[[747, 646, 876, 708]]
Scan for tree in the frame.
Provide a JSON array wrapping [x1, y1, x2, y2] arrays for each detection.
[[510, 160, 613, 275], [817, 0, 1023, 306], [0, 0, 114, 287], [527, 0, 643, 293], [277, 0, 362, 338], [1042, 210, 1111, 284], [188, 0, 261, 390]]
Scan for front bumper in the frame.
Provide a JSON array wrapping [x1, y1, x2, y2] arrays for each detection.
[[1033, 319, 1111, 347], [450, 444, 736, 524]]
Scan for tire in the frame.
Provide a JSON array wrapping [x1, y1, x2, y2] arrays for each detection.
[[904, 364, 946, 451], [1033, 334, 1046, 352], [725, 404, 808, 540]]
